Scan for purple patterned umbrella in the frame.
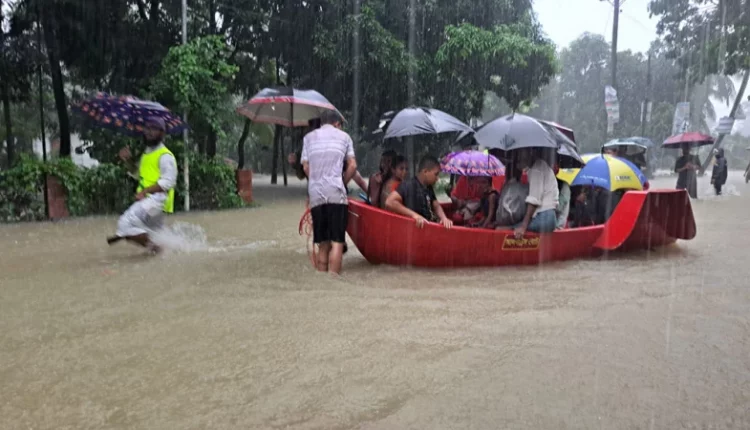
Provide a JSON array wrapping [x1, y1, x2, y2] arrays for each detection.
[[441, 150, 505, 177], [72, 93, 187, 137]]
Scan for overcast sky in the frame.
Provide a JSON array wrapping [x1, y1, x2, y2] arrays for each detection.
[[535, 0, 658, 53]]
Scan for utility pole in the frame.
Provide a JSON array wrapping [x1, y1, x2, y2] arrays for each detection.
[[35, 1, 48, 219], [611, 0, 620, 92], [406, 0, 416, 171], [182, 0, 190, 211], [641, 51, 652, 137], [352, 0, 361, 138]]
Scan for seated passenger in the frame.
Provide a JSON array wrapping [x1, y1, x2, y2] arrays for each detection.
[[494, 162, 529, 228], [569, 186, 597, 227], [509, 148, 559, 237], [386, 155, 453, 229], [556, 179, 571, 229], [379, 155, 408, 209], [468, 176, 499, 229], [367, 150, 397, 207]]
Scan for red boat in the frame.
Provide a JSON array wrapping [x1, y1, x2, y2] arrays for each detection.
[[333, 189, 696, 268]]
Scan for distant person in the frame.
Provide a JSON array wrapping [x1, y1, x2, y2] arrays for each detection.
[[468, 176, 499, 229], [300, 110, 357, 275], [510, 148, 559, 238], [711, 148, 728, 195], [675, 144, 701, 199], [107, 117, 176, 253], [386, 155, 452, 229], [379, 155, 408, 209]]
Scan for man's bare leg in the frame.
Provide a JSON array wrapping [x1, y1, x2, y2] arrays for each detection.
[[124, 233, 162, 254], [328, 242, 345, 274], [316, 242, 331, 272]]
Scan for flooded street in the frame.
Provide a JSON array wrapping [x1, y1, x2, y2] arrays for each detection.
[[2, 173, 750, 429]]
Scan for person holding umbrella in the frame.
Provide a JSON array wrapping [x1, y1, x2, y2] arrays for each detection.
[[509, 148, 559, 238], [107, 117, 177, 253], [675, 144, 701, 199]]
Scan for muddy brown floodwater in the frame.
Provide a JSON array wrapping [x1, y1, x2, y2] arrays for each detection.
[[1, 173, 750, 429]]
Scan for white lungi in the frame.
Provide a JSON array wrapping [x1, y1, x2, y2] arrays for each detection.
[[116, 194, 166, 237]]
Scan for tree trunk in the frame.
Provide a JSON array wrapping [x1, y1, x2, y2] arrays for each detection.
[[271, 125, 281, 184], [1, 80, 14, 166], [237, 118, 251, 169], [41, 11, 71, 158], [281, 130, 287, 186], [206, 129, 217, 158]]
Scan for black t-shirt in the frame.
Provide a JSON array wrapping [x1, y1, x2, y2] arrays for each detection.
[[396, 176, 438, 221]]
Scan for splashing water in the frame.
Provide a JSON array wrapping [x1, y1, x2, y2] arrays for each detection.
[[149, 222, 278, 254], [150, 222, 209, 252]]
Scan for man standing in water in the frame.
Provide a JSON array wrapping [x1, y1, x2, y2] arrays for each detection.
[[107, 117, 177, 253], [675, 144, 700, 199], [301, 110, 357, 274]]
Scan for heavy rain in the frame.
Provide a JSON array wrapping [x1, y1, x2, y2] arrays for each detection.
[[2, 0, 750, 428]]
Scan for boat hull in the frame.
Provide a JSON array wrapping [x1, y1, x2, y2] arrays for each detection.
[[345, 189, 695, 268]]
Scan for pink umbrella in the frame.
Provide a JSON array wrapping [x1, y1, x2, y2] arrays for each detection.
[[662, 132, 714, 148]]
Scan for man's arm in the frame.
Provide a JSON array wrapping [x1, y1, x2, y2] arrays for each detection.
[[432, 199, 450, 223], [343, 156, 357, 184], [352, 170, 367, 191], [385, 191, 419, 219]]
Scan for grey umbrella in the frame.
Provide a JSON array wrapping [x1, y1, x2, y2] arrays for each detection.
[[602, 137, 653, 155], [383, 107, 474, 139], [474, 113, 578, 151]]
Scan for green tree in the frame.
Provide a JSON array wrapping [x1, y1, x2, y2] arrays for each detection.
[[151, 35, 239, 158]]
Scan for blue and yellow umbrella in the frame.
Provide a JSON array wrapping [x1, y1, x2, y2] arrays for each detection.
[[557, 154, 648, 191]]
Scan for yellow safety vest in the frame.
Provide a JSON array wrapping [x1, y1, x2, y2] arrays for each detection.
[[137, 145, 175, 214]]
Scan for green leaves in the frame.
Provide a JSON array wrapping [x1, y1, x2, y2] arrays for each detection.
[[151, 35, 239, 140]]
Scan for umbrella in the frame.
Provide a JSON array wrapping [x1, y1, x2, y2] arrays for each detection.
[[603, 137, 653, 155], [474, 113, 578, 151], [441, 150, 505, 177], [236, 87, 341, 127], [383, 107, 474, 139], [71, 93, 187, 137], [662, 132, 714, 148], [557, 154, 648, 191], [363, 111, 397, 141], [538, 119, 575, 143]]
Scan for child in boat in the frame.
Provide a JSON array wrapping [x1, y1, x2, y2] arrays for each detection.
[[379, 155, 408, 209], [368, 150, 397, 207], [467, 176, 499, 228], [569, 186, 597, 227], [386, 155, 453, 229]]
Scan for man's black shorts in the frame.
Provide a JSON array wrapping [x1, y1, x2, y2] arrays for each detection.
[[310, 203, 348, 244]]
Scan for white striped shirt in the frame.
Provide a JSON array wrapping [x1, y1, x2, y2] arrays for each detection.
[[300, 124, 355, 208]]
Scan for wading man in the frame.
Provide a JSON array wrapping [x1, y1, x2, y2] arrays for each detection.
[[301, 110, 357, 274], [107, 117, 177, 253]]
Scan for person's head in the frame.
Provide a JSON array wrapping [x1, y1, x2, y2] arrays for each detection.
[[390, 155, 408, 181], [380, 149, 397, 173], [715, 148, 725, 158], [681, 144, 691, 156], [575, 186, 589, 203], [320, 110, 343, 128], [471, 176, 493, 193], [143, 117, 166, 146], [603, 147, 617, 156], [416, 155, 441, 186], [514, 148, 538, 170]]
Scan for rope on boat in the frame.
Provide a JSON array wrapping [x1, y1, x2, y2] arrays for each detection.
[[298, 208, 317, 269]]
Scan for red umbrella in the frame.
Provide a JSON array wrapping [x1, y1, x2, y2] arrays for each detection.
[[662, 132, 714, 148]]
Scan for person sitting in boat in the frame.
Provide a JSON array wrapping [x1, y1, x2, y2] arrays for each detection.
[[379, 155, 408, 209], [508, 148, 559, 238], [556, 178, 571, 229], [367, 150, 397, 207], [494, 161, 529, 228], [385, 155, 453, 229], [466, 176, 499, 229], [569, 186, 597, 227]]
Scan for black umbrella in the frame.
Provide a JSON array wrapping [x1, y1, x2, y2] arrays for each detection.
[[474, 113, 580, 151], [383, 107, 473, 139]]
